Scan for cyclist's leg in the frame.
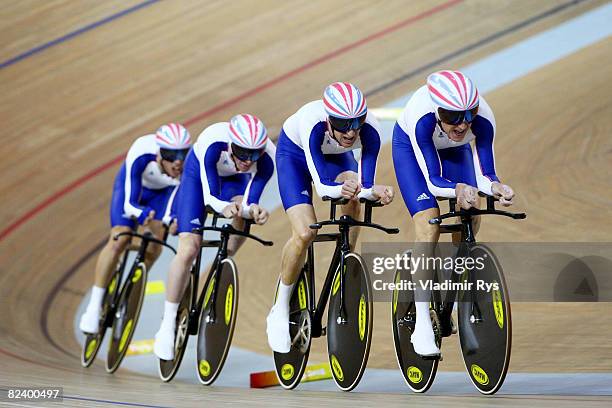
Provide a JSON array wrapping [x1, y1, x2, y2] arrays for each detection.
[[267, 130, 315, 352], [218, 173, 251, 256], [155, 150, 203, 359], [327, 151, 361, 248], [336, 170, 361, 250], [439, 144, 481, 242], [140, 185, 177, 268], [80, 167, 134, 333], [392, 123, 440, 356]]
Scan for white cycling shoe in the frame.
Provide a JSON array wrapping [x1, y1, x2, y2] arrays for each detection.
[[266, 305, 291, 353], [411, 327, 440, 357], [154, 325, 176, 361], [79, 308, 100, 334]]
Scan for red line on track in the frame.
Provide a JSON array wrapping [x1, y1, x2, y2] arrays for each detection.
[[0, 0, 462, 242]]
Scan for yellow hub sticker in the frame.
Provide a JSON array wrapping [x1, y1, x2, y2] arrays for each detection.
[[471, 364, 489, 386], [131, 267, 142, 283], [358, 295, 366, 341], [199, 360, 211, 377], [298, 280, 306, 310], [118, 319, 133, 353], [330, 355, 344, 382], [224, 284, 233, 325], [492, 286, 504, 329], [281, 364, 294, 381], [85, 338, 97, 359], [204, 277, 215, 308], [407, 366, 423, 384]]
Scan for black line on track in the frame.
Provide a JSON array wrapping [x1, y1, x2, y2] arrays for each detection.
[[366, 0, 589, 97], [40, 238, 107, 359]]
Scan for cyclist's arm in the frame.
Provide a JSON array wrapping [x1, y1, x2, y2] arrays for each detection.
[[162, 185, 179, 225], [240, 145, 275, 217], [300, 120, 343, 198], [470, 103, 499, 196], [123, 153, 156, 223], [357, 118, 382, 196], [200, 141, 232, 213], [412, 113, 456, 198]]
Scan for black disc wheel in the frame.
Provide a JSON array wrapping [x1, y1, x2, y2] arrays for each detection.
[[458, 244, 511, 395], [273, 268, 312, 390], [158, 275, 193, 382], [327, 253, 372, 391], [106, 263, 148, 373], [196, 259, 239, 385], [81, 273, 119, 367], [391, 259, 442, 393]]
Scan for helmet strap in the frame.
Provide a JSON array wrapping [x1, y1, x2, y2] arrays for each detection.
[[327, 119, 341, 144], [157, 154, 170, 176]]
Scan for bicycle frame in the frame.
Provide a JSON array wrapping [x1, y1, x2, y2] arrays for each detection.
[[430, 195, 526, 334], [105, 228, 174, 325], [188, 208, 273, 334], [307, 197, 399, 338]]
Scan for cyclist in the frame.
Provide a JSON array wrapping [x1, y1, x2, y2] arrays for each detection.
[[79, 123, 191, 334], [154, 114, 275, 360], [266, 82, 394, 353], [392, 70, 515, 357]]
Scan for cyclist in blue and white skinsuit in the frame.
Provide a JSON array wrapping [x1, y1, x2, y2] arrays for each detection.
[[266, 82, 394, 353], [154, 114, 275, 360], [79, 124, 191, 334], [392, 70, 515, 357]]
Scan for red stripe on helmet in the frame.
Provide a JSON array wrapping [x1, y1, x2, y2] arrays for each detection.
[[324, 98, 346, 117], [440, 70, 464, 106], [344, 83, 354, 113], [229, 123, 248, 145], [469, 89, 479, 109], [455, 71, 469, 106], [244, 114, 255, 143], [428, 84, 462, 110], [333, 83, 350, 115]]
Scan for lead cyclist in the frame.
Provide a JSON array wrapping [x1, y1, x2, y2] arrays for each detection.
[[391, 70, 515, 357]]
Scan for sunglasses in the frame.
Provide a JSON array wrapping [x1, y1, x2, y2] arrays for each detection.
[[438, 106, 479, 125], [328, 113, 367, 133], [160, 148, 189, 162], [231, 144, 264, 162]]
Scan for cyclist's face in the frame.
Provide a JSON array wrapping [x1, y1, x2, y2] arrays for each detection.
[[232, 154, 253, 172], [440, 120, 471, 142], [161, 157, 184, 178], [329, 123, 360, 148]]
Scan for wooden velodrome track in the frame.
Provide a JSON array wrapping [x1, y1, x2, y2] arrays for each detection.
[[1, 0, 611, 406]]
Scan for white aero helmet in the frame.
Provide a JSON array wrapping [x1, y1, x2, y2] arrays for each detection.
[[427, 70, 480, 124], [228, 114, 268, 161], [155, 123, 191, 161]]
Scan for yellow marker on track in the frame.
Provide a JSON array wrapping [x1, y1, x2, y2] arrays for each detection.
[[250, 363, 332, 388], [126, 339, 154, 356], [145, 280, 165, 295]]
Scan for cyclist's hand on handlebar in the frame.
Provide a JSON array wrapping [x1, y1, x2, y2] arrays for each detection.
[[372, 184, 395, 205], [222, 202, 241, 218], [143, 210, 156, 226], [341, 179, 360, 200], [249, 204, 269, 225], [491, 182, 514, 207], [169, 218, 178, 235], [456, 183, 478, 210]]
